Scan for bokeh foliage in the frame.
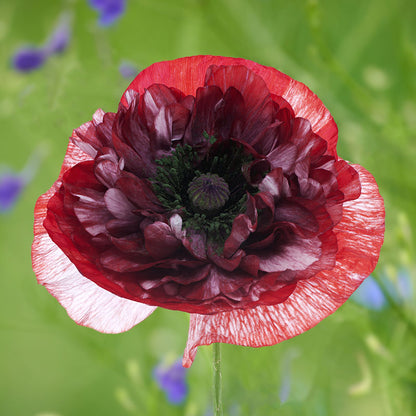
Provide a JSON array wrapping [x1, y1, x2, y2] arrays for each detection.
[[1, 0, 415, 414]]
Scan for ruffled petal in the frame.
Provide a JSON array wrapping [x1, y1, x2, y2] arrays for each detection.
[[257, 235, 322, 273], [122, 56, 336, 154], [144, 221, 181, 259], [53, 141, 94, 181], [182, 165, 384, 367], [223, 211, 257, 258], [279, 81, 338, 157], [71, 109, 115, 158], [205, 65, 276, 144], [188, 85, 223, 142], [32, 185, 156, 333]]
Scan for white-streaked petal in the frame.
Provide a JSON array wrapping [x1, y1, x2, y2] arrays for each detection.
[[182, 165, 384, 367], [32, 141, 156, 333], [33, 230, 156, 332]]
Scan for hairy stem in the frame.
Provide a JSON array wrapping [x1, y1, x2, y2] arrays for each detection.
[[213, 343, 223, 416]]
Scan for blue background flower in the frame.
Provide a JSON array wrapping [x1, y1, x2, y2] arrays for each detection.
[[0, 173, 26, 212], [153, 359, 188, 405], [352, 275, 387, 310], [12, 47, 46, 72], [12, 12, 71, 72], [88, 0, 126, 26]]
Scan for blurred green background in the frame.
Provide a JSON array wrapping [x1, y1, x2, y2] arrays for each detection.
[[1, 0, 416, 414]]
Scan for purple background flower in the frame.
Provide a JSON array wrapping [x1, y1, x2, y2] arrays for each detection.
[[89, 0, 126, 26], [119, 61, 138, 79], [12, 48, 46, 72], [352, 275, 387, 310], [1, 147, 45, 213], [44, 13, 72, 55], [153, 359, 188, 405], [12, 12, 71, 73], [352, 271, 413, 310], [0, 173, 26, 213], [396, 268, 413, 300]]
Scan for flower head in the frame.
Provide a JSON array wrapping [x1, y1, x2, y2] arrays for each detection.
[[12, 47, 47, 72], [88, 0, 126, 26], [351, 275, 386, 310], [12, 13, 71, 73], [0, 173, 26, 212], [153, 359, 188, 404], [119, 60, 138, 79], [32, 56, 385, 367], [44, 13, 72, 55], [352, 269, 413, 310], [1, 147, 44, 213]]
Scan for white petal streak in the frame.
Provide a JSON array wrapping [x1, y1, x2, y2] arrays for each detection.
[[258, 236, 321, 272], [32, 147, 156, 333], [34, 234, 156, 332], [32, 229, 156, 332], [182, 165, 384, 367]]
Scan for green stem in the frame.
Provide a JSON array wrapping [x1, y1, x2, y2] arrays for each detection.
[[213, 343, 223, 416]]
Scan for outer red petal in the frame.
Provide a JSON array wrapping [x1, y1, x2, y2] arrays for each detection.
[[182, 165, 384, 367], [122, 55, 337, 155], [32, 119, 156, 332]]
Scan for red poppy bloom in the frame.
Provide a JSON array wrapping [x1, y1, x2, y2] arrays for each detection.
[[32, 55, 385, 367]]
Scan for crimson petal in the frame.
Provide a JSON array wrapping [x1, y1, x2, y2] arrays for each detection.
[[144, 221, 181, 259], [205, 65, 276, 144], [122, 56, 336, 154]]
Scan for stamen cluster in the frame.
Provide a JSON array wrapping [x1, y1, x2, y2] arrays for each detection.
[[152, 138, 256, 242]]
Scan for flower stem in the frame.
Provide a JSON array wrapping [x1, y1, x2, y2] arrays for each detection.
[[213, 343, 223, 416]]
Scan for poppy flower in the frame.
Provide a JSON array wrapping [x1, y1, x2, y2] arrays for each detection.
[[32, 55, 385, 367]]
